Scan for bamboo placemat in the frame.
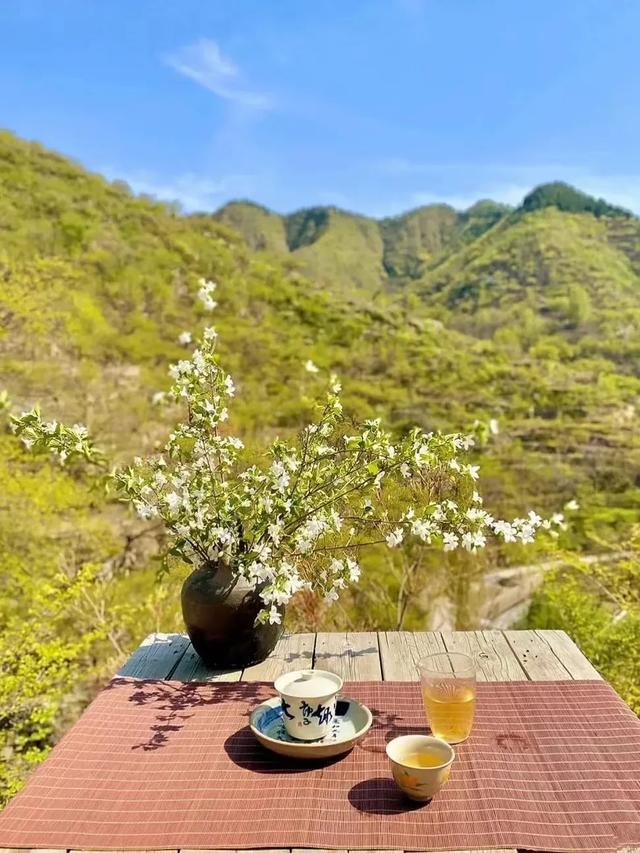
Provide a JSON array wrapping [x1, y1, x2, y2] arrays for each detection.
[[1, 678, 639, 852]]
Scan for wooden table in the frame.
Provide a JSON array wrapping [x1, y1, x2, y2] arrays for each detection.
[[5, 629, 635, 853], [109, 627, 621, 853]]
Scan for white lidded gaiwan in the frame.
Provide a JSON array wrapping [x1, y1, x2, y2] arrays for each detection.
[[274, 669, 343, 741]]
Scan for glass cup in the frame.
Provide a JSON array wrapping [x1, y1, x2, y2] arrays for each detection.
[[418, 652, 476, 744]]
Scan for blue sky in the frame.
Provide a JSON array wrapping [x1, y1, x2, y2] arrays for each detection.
[[1, 0, 639, 216]]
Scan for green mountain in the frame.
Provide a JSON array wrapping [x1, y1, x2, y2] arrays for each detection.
[[215, 197, 512, 295], [285, 206, 386, 295], [215, 200, 288, 253], [521, 181, 632, 218], [215, 185, 636, 303], [380, 204, 459, 278], [416, 206, 640, 342]]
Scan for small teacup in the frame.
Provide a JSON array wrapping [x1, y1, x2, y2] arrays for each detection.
[[386, 734, 455, 801], [274, 669, 343, 741]]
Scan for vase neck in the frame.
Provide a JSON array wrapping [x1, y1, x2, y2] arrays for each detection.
[[200, 560, 236, 583]]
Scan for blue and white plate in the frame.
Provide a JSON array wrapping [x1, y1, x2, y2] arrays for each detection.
[[250, 696, 373, 759]]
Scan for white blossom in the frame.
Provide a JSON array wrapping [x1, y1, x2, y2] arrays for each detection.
[[268, 522, 283, 545], [165, 492, 182, 514], [465, 507, 487, 522], [270, 460, 290, 493], [386, 527, 404, 548], [197, 278, 218, 311], [443, 531, 459, 551], [135, 501, 158, 520], [178, 331, 192, 346], [454, 433, 475, 451], [518, 523, 536, 544], [304, 360, 319, 373], [493, 520, 518, 543], [411, 519, 433, 542], [462, 530, 486, 551], [268, 605, 282, 625], [346, 558, 361, 582]]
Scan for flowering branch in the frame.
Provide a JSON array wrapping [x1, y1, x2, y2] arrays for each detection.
[[10, 410, 103, 467], [11, 280, 567, 626]]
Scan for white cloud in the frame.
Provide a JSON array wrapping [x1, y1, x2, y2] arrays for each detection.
[[107, 170, 258, 212], [165, 38, 272, 110], [314, 190, 352, 208], [412, 185, 531, 211], [374, 158, 640, 214]]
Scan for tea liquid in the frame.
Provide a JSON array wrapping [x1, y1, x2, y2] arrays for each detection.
[[423, 685, 476, 743], [401, 750, 448, 768]]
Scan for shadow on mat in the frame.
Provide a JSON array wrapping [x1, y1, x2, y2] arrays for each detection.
[[106, 677, 264, 752], [348, 776, 430, 814], [224, 724, 345, 773]]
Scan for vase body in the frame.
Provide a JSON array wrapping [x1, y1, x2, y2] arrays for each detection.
[[181, 561, 283, 669]]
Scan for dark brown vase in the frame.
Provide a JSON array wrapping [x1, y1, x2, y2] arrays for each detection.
[[181, 561, 283, 669]]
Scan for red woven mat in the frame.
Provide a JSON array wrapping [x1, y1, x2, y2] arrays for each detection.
[[1, 678, 639, 852]]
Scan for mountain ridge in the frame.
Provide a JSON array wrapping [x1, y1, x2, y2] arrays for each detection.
[[215, 180, 633, 234], [214, 183, 634, 295]]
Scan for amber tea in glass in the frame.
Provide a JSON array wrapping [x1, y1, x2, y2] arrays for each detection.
[[418, 651, 476, 743]]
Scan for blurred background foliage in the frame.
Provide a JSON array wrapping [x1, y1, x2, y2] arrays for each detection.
[[1, 131, 639, 802]]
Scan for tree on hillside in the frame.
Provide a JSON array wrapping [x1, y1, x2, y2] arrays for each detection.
[[567, 283, 593, 327], [521, 182, 631, 219], [523, 533, 640, 714]]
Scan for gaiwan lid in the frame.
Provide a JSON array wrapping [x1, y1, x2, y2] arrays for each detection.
[[274, 669, 343, 698]]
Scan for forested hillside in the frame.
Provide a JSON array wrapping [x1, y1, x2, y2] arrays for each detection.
[[1, 129, 639, 800], [215, 198, 511, 296], [215, 181, 640, 547], [214, 181, 633, 297]]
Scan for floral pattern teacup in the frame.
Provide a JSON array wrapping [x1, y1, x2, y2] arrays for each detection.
[[386, 734, 455, 801], [274, 669, 343, 741]]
